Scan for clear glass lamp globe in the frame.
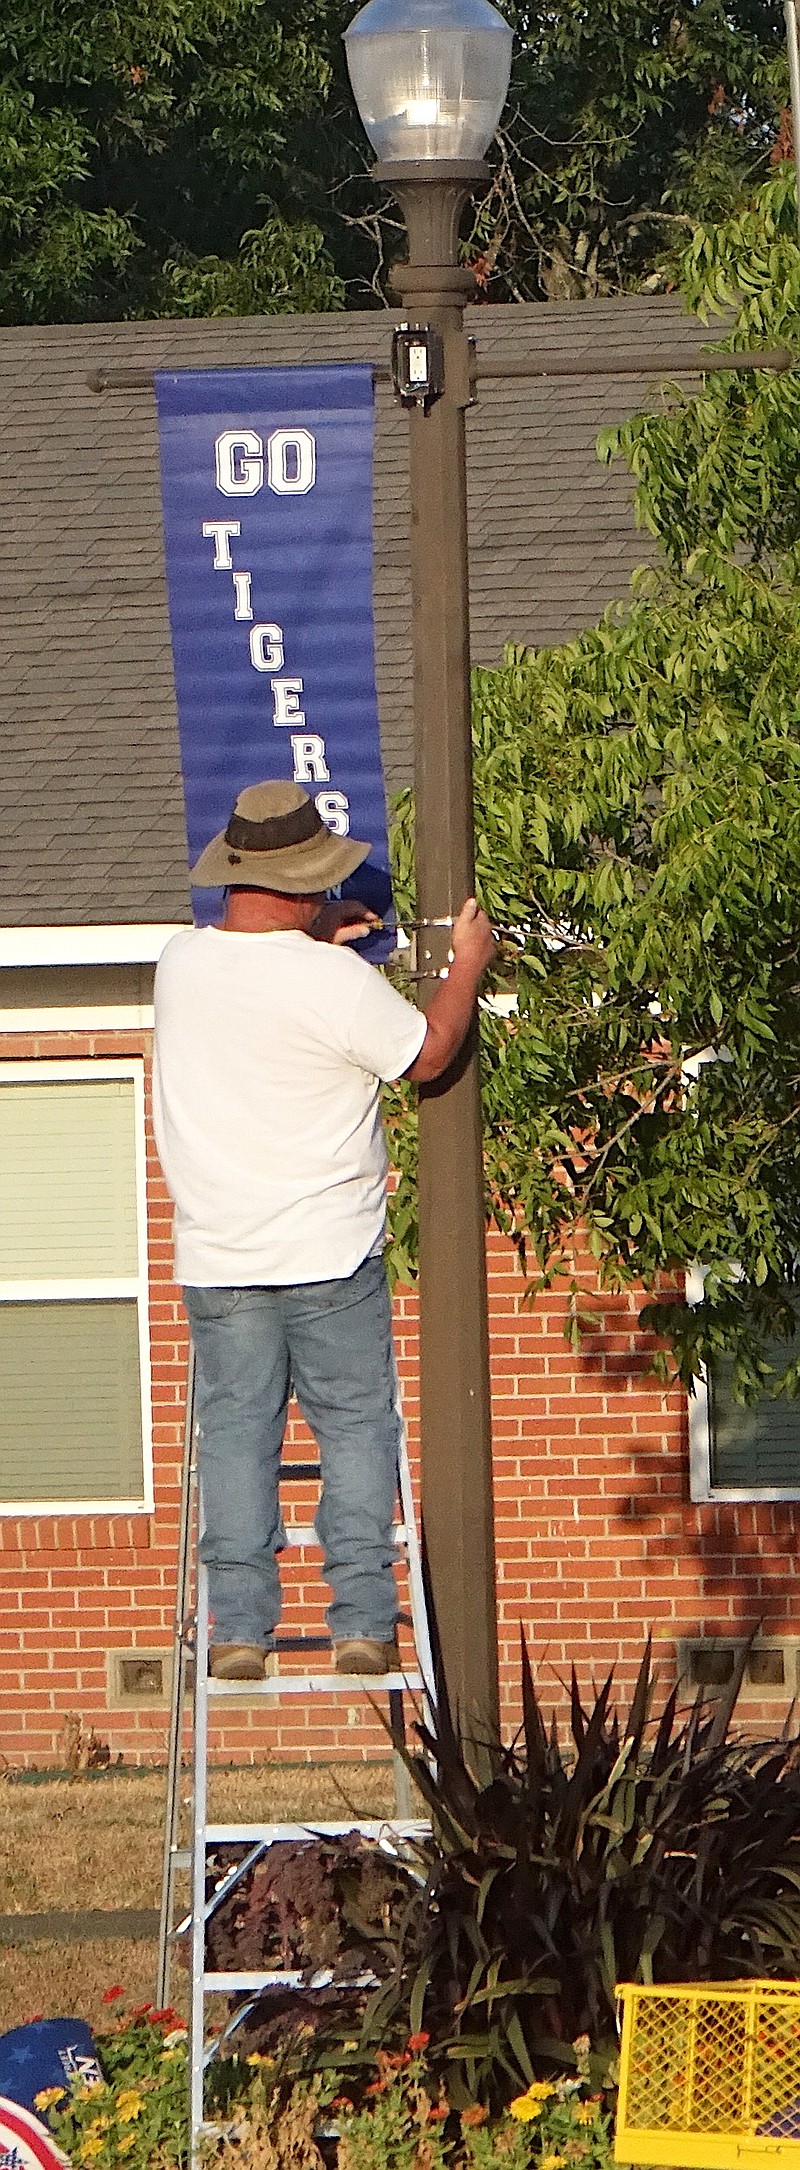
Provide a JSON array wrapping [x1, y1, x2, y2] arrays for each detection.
[[344, 0, 513, 164]]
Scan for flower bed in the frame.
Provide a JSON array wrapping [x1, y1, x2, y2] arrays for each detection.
[[36, 2005, 616, 2170]]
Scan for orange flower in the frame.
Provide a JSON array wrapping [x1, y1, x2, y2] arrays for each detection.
[[101, 1985, 125, 2003], [407, 2032, 430, 2052], [461, 2105, 488, 2128]]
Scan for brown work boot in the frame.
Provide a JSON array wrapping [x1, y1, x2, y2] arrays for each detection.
[[210, 1644, 277, 1680], [334, 1638, 400, 1676]]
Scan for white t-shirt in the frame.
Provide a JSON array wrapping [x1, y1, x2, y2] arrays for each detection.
[[153, 927, 427, 1287]]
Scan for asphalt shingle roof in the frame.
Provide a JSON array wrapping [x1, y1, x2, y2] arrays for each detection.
[[0, 296, 714, 926]]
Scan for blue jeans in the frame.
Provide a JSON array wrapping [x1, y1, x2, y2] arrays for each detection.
[[183, 1255, 400, 1649]]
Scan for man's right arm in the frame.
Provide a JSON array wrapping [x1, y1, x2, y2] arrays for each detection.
[[404, 898, 496, 1083]]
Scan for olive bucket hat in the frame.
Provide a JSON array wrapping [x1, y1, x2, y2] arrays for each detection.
[[191, 780, 372, 895]]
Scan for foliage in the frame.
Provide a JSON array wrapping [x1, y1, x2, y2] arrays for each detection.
[[41, 2002, 191, 2167], [203, 1829, 415, 2005], [356, 1637, 800, 2101], [37, 2005, 614, 2170], [0, 0, 345, 322], [327, 2042, 453, 2170], [0, 0, 794, 319], [467, 0, 788, 303], [330, 2042, 612, 2170], [501, 2060, 612, 2170], [207, 2070, 330, 2170], [186, 1643, 800, 2109], [386, 166, 800, 1387]]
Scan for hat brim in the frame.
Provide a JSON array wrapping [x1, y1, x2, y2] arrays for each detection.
[[190, 824, 372, 894]]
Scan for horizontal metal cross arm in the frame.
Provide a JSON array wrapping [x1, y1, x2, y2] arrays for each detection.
[[86, 346, 796, 397]]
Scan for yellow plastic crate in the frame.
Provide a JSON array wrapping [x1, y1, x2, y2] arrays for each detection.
[[615, 1981, 800, 2169]]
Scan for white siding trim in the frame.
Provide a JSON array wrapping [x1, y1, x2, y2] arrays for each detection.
[[0, 1280, 140, 1301], [0, 1498, 151, 1518], [0, 925, 188, 968], [0, 1056, 147, 1083], [0, 1007, 155, 1032]]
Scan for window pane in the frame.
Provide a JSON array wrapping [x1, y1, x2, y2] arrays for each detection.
[[0, 1079, 138, 1279], [711, 1304, 800, 1489], [0, 1300, 144, 1502]]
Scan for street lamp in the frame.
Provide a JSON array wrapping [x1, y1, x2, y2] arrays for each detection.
[[345, 0, 513, 1736], [343, 0, 512, 161]]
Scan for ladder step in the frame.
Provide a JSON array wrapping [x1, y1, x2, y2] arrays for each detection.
[[204, 1967, 379, 1993], [207, 1670, 423, 1697], [203, 1819, 429, 1844], [283, 1523, 408, 1548]]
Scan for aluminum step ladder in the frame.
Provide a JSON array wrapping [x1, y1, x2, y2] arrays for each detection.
[[156, 1347, 434, 2162]]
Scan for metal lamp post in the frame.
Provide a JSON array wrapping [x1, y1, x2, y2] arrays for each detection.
[[345, 0, 513, 1735], [786, 0, 800, 241]]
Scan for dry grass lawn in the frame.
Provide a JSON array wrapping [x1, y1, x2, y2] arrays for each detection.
[[0, 1762, 399, 2037]]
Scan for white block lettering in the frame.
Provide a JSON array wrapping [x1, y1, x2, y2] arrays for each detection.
[[291, 733, 330, 783], [267, 428, 316, 496], [316, 789, 350, 836], [201, 519, 241, 569], [272, 677, 305, 725], [232, 571, 253, 621], [249, 624, 285, 672], [215, 429, 263, 496]]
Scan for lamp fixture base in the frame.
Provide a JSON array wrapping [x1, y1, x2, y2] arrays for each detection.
[[373, 159, 489, 184], [375, 159, 490, 281]]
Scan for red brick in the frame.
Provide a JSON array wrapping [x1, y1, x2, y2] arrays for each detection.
[[3, 1028, 800, 1764]]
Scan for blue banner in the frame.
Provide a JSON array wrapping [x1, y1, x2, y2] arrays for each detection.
[[155, 366, 393, 955]]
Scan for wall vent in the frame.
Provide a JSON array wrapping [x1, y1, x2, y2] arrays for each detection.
[[676, 1637, 798, 1698], [108, 1650, 171, 1705]]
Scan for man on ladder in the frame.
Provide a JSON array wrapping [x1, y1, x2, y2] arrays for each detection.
[[153, 777, 495, 1683]]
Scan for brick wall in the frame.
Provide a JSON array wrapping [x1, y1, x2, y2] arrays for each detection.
[[1, 1027, 798, 1771]]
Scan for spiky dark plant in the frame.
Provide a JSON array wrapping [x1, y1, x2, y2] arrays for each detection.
[[209, 1639, 800, 2107], [357, 1634, 800, 2101]]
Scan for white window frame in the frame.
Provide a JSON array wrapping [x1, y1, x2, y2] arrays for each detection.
[[687, 1262, 800, 1503], [0, 1056, 154, 1515]]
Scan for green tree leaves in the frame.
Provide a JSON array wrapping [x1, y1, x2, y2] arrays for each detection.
[[0, 0, 794, 319], [388, 170, 800, 1386], [462, 0, 789, 302], [0, 0, 345, 320]]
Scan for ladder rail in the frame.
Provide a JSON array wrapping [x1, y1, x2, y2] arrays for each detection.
[[158, 1346, 435, 2167], [190, 1551, 210, 2145], [395, 1368, 435, 1727], [156, 1345, 196, 2008], [392, 1367, 435, 1812]]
